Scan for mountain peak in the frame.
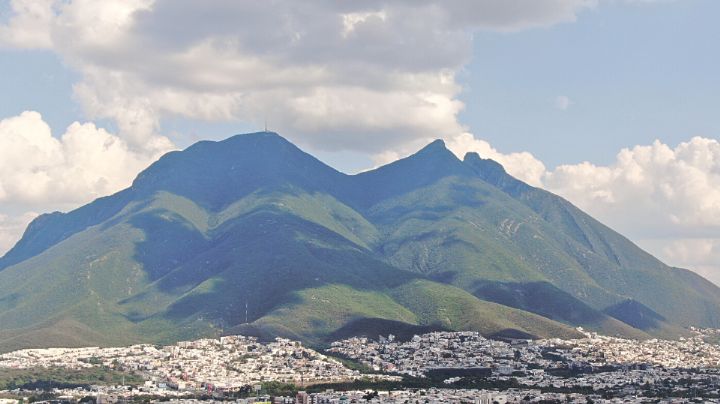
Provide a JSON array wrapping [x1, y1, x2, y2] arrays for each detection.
[[411, 138, 458, 160], [350, 138, 470, 207], [409, 138, 457, 161], [463, 152, 507, 174], [420, 138, 447, 150], [131, 131, 344, 210], [463, 151, 529, 194], [228, 130, 283, 141], [360, 138, 465, 177], [190, 130, 289, 152]]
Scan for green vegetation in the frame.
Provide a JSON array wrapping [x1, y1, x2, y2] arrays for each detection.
[[0, 367, 143, 390], [259, 381, 299, 397], [322, 352, 378, 375], [1, 131, 719, 352]]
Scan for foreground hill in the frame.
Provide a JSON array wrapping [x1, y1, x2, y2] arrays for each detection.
[[0, 132, 717, 351]]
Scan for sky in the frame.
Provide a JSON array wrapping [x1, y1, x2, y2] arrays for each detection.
[[0, 0, 718, 283]]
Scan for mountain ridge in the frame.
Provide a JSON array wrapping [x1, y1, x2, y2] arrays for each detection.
[[0, 131, 715, 351]]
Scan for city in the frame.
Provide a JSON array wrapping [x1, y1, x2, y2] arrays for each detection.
[[3, 328, 720, 402]]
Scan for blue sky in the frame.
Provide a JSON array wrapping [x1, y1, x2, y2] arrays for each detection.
[[0, 50, 81, 131], [0, 0, 718, 282], [462, 0, 719, 168]]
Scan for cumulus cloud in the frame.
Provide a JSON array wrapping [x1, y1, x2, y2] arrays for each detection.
[[447, 132, 548, 186], [0, 0, 597, 258], [544, 137, 720, 236], [0, 212, 38, 255], [542, 137, 720, 282], [0, 111, 167, 207], [0, 0, 597, 156], [641, 238, 720, 284], [0, 0, 55, 48], [0, 111, 170, 254]]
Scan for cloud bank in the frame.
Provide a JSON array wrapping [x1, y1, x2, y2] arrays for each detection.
[[0, 0, 597, 155], [0, 111, 165, 206]]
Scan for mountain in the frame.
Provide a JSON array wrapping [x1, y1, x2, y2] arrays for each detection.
[[0, 131, 718, 352]]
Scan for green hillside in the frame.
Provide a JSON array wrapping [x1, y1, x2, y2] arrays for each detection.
[[0, 131, 717, 351]]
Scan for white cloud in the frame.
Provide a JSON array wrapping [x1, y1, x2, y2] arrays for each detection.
[[544, 137, 720, 235], [0, 0, 598, 258], [0, 111, 168, 206], [0, 0, 55, 48], [447, 132, 548, 186], [541, 137, 720, 282], [0, 111, 170, 255], [0, 212, 38, 254], [640, 238, 720, 285], [0, 0, 598, 156]]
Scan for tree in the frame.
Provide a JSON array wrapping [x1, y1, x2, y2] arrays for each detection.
[[363, 390, 379, 401]]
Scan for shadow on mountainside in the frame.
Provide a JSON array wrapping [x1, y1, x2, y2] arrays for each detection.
[[602, 299, 667, 331], [121, 208, 420, 329], [472, 280, 618, 329], [327, 318, 449, 343], [473, 280, 607, 326]]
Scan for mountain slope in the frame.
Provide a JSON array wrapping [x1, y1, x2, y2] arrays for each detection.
[[0, 131, 717, 351], [0, 186, 578, 349], [463, 152, 720, 331]]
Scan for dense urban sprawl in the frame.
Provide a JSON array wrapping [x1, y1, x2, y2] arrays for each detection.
[[3, 328, 720, 402], [0, 336, 392, 391]]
